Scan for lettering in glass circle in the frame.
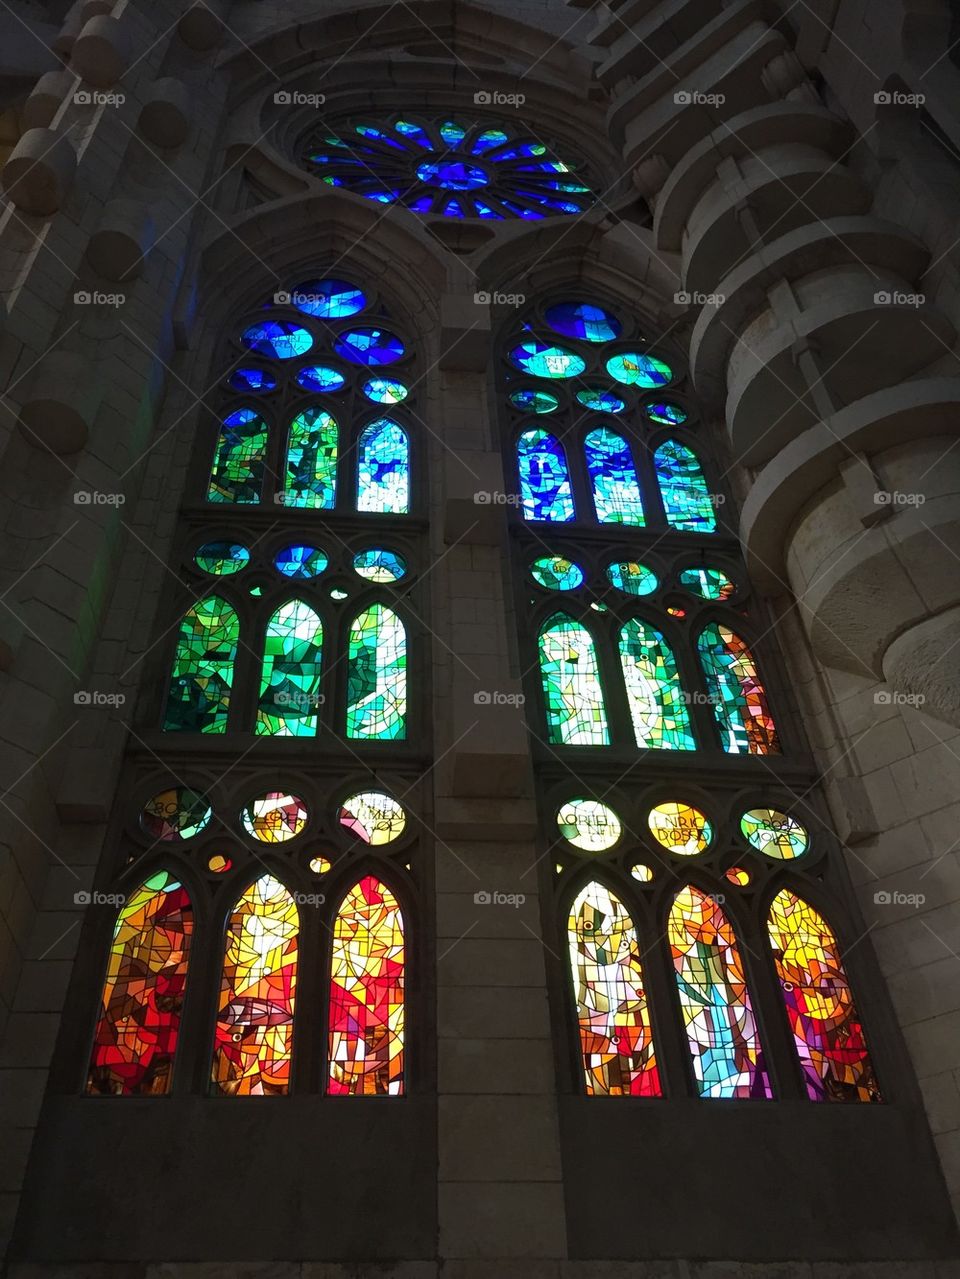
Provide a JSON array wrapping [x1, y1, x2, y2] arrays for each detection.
[[740, 808, 808, 860], [605, 561, 658, 596], [274, 545, 329, 579], [576, 388, 626, 413], [363, 377, 408, 405], [353, 549, 407, 582], [508, 340, 586, 380], [288, 278, 366, 319], [648, 801, 712, 855], [241, 321, 313, 360], [339, 791, 406, 845], [333, 328, 405, 366], [606, 352, 672, 388], [530, 556, 585, 591], [241, 791, 308, 843], [194, 542, 250, 576], [678, 566, 736, 601], [228, 367, 276, 393], [510, 388, 559, 414], [416, 160, 489, 190], [545, 301, 622, 343], [140, 788, 212, 841], [296, 365, 346, 394], [557, 798, 622, 852], [646, 401, 687, 426]]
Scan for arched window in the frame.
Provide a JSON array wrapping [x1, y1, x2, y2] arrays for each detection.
[[163, 596, 239, 733], [517, 428, 575, 522], [206, 408, 268, 504], [256, 600, 324, 736], [212, 875, 299, 1096], [668, 886, 771, 1098], [618, 618, 695, 750], [86, 871, 193, 1096], [767, 889, 880, 1102], [568, 880, 660, 1096], [697, 623, 780, 755], [584, 427, 645, 525], [346, 603, 407, 739], [538, 613, 609, 745], [328, 876, 405, 1095], [283, 407, 338, 508], [357, 418, 409, 513], [654, 439, 716, 532]]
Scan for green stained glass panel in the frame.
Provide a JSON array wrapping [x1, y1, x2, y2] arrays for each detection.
[[618, 619, 695, 750], [207, 409, 268, 504], [346, 604, 407, 740], [256, 600, 324, 737], [283, 408, 338, 509], [538, 614, 609, 745], [679, 566, 735, 600], [654, 440, 716, 532], [163, 597, 238, 733]]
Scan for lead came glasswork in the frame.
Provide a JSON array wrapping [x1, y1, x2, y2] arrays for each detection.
[[678, 567, 736, 600], [334, 328, 404, 366], [241, 792, 308, 843], [338, 791, 406, 845], [538, 613, 609, 745], [288, 278, 366, 319], [698, 624, 781, 755], [194, 542, 250, 576], [767, 890, 880, 1102], [274, 545, 329, 579], [605, 561, 658, 596], [648, 802, 712, 855], [546, 302, 622, 343], [510, 388, 559, 414], [606, 352, 672, 387], [618, 621, 695, 750], [241, 321, 313, 360], [741, 808, 808, 859], [568, 881, 661, 1096], [654, 440, 717, 532], [207, 409, 268, 504], [557, 798, 622, 852], [256, 600, 324, 736], [508, 340, 586, 380], [585, 428, 645, 525], [357, 419, 409, 513], [140, 788, 212, 841], [530, 556, 584, 591], [284, 408, 338, 508], [163, 596, 239, 733], [353, 549, 407, 582], [517, 429, 575, 522], [296, 365, 346, 394], [346, 603, 407, 739]]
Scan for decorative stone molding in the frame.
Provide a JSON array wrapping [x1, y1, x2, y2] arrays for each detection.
[[1, 127, 77, 216], [17, 350, 99, 454], [883, 607, 960, 729], [632, 153, 670, 202], [761, 50, 807, 99], [70, 15, 129, 88], [23, 69, 75, 130], [137, 77, 191, 149], [86, 198, 154, 280], [177, 0, 227, 51]]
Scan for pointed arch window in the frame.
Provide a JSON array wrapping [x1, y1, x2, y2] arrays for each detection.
[[328, 876, 405, 1095], [668, 885, 771, 1098], [584, 427, 645, 525], [163, 596, 239, 733], [618, 618, 695, 750], [212, 875, 299, 1096], [767, 889, 880, 1102], [283, 408, 338, 508], [538, 613, 609, 745], [346, 603, 407, 739], [517, 428, 575, 522], [256, 600, 324, 736], [654, 439, 716, 532], [697, 623, 780, 755], [357, 418, 409, 513], [568, 880, 661, 1096], [206, 408, 268, 504], [86, 871, 193, 1096]]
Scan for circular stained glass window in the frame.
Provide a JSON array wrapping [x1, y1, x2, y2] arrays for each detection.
[[353, 549, 407, 582], [274, 545, 329, 579], [140, 788, 212, 841], [576, 388, 625, 413], [194, 542, 250, 576], [740, 809, 808, 860], [241, 792, 308, 843], [646, 401, 687, 426], [363, 377, 408, 405], [508, 341, 586, 379], [334, 328, 405, 366], [207, 854, 232, 874], [530, 556, 584, 591], [606, 353, 672, 387], [678, 567, 736, 601], [605, 561, 658, 596], [725, 866, 751, 886], [241, 321, 313, 360], [510, 389, 559, 414], [557, 798, 622, 852], [648, 802, 712, 855], [228, 367, 276, 393], [416, 160, 489, 190], [631, 863, 654, 883], [309, 855, 332, 875], [296, 365, 346, 394], [339, 791, 406, 845], [545, 302, 622, 343], [288, 278, 366, 319]]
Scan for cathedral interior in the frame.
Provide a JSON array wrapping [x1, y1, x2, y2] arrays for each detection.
[[1, 0, 960, 1275]]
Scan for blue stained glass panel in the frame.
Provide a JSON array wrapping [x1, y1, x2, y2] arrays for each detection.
[[606, 353, 672, 388], [511, 389, 559, 414], [363, 378, 408, 405], [576, 388, 625, 413], [296, 365, 346, 394], [228, 368, 276, 393], [334, 329, 405, 367], [289, 279, 366, 319], [508, 341, 586, 379], [275, 546, 329, 579], [585, 428, 645, 525], [357, 419, 409, 514], [471, 129, 509, 153], [517, 429, 574, 522], [241, 321, 313, 360], [654, 440, 717, 532], [417, 161, 488, 191]]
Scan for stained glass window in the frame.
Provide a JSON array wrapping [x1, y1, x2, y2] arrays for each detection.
[[335, 328, 404, 366], [256, 600, 323, 736], [357, 419, 409, 513], [510, 388, 558, 414], [547, 302, 621, 343], [339, 791, 406, 844], [241, 321, 312, 359], [163, 596, 238, 733], [606, 562, 658, 595], [509, 340, 585, 379], [618, 620, 695, 750], [654, 440, 717, 532], [212, 875, 299, 1096], [741, 809, 808, 859], [530, 556, 584, 591], [576, 388, 626, 413], [767, 890, 880, 1102], [606, 352, 672, 387], [87, 872, 193, 1096], [140, 788, 212, 841], [568, 881, 660, 1096], [194, 541, 250, 576], [679, 566, 735, 600], [228, 367, 276, 393], [288, 278, 366, 318], [668, 885, 771, 1098], [557, 798, 622, 851], [363, 377, 408, 405], [353, 548, 407, 582], [585, 428, 645, 525], [241, 792, 308, 843], [297, 365, 346, 394], [328, 877, 405, 1095], [283, 408, 338, 509], [275, 545, 329, 579], [538, 614, 609, 745], [648, 801, 712, 855], [207, 409, 268, 504], [517, 429, 574, 522], [698, 624, 780, 755], [346, 603, 407, 739]]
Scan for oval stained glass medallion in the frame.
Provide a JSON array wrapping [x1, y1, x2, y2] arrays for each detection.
[[241, 792, 309, 843], [576, 388, 626, 413], [241, 321, 313, 360], [606, 353, 672, 388], [510, 389, 559, 415], [140, 788, 213, 841], [530, 556, 585, 591], [648, 802, 712, 856], [363, 377, 408, 405], [296, 365, 347, 394], [678, 567, 736, 601], [333, 328, 405, 367], [194, 542, 250, 576], [353, 549, 408, 582], [274, 546, 329, 579], [605, 561, 658, 596], [338, 791, 407, 845], [740, 809, 809, 860], [557, 798, 622, 852], [508, 341, 586, 380]]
